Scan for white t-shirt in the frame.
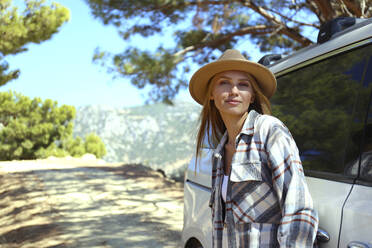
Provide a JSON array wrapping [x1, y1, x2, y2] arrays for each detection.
[[222, 175, 229, 247], [221, 175, 229, 202]]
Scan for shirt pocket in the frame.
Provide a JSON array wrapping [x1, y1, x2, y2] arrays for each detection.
[[230, 161, 280, 224], [230, 160, 262, 182]]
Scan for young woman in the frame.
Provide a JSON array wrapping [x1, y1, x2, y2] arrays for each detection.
[[189, 49, 318, 247]]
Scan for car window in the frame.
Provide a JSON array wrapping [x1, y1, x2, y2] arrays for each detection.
[[346, 95, 372, 182], [359, 57, 372, 183], [272, 43, 372, 178], [344, 52, 372, 181], [360, 113, 372, 182]]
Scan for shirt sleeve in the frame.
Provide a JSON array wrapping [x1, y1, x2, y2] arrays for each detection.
[[264, 118, 318, 247]]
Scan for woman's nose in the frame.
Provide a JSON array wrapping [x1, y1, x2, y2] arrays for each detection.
[[230, 85, 239, 94]]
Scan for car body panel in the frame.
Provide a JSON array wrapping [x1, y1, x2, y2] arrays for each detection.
[[339, 184, 372, 247], [185, 149, 212, 189], [306, 177, 353, 248], [269, 19, 372, 76], [182, 149, 212, 248], [182, 148, 229, 248]]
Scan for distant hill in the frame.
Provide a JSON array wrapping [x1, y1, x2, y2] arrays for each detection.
[[73, 102, 201, 180]]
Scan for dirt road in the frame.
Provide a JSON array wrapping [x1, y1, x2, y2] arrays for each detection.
[[0, 157, 184, 248]]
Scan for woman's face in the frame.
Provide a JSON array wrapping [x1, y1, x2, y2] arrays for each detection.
[[210, 70, 255, 119]]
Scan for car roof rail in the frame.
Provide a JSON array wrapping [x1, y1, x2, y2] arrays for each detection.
[[317, 17, 357, 44], [257, 54, 282, 66]]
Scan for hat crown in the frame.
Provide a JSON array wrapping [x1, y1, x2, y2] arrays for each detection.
[[218, 49, 246, 61]]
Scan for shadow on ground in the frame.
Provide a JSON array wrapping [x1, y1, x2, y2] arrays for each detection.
[[0, 162, 184, 248]]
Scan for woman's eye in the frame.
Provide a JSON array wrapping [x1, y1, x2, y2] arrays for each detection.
[[239, 82, 250, 87], [219, 80, 229, 85]]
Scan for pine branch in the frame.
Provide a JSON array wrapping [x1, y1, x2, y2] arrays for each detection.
[[174, 25, 275, 57], [140, 1, 314, 47], [150, 0, 232, 11], [311, 0, 335, 21], [261, 6, 320, 29], [338, 0, 362, 17], [305, 0, 323, 23], [239, 0, 313, 47]]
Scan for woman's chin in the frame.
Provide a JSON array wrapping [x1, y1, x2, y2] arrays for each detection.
[[220, 108, 248, 118]]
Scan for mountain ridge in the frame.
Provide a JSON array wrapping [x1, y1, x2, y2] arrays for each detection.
[[73, 101, 201, 179]]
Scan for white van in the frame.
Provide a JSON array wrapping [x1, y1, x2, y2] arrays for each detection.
[[182, 17, 372, 248]]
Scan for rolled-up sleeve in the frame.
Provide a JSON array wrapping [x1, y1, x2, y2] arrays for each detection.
[[265, 120, 318, 247]]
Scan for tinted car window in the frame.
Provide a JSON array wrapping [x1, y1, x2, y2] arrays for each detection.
[[344, 51, 372, 181], [345, 93, 372, 182], [272, 43, 372, 176], [359, 121, 372, 182], [360, 59, 372, 182], [345, 123, 372, 182]]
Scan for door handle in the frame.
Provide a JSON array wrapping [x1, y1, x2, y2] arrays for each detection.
[[347, 241, 372, 248], [316, 228, 330, 243]]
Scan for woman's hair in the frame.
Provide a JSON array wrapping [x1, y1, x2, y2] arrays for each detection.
[[195, 71, 272, 161]]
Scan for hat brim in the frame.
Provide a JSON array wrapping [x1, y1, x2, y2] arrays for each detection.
[[189, 59, 277, 105]]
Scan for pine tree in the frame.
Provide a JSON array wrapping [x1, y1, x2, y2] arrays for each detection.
[[0, 91, 106, 160], [86, 0, 372, 102], [0, 0, 69, 87]]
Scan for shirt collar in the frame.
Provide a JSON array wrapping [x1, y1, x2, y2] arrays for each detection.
[[215, 132, 228, 156], [240, 110, 260, 136], [214, 110, 260, 155]]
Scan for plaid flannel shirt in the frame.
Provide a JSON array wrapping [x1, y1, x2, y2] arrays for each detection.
[[209, 110, 318, 248]]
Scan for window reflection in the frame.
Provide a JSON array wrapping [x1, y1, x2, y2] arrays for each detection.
[[360, 133, 372, 181], [272, 44, 372, 176], [345, 124, 372, 180]]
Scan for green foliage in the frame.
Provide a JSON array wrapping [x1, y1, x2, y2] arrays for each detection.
[[0, 91, 106, 160], [62, 136, 86, 157], [34, 143, 70, 158], [177, 30, 208, 48], [84, 133, 106, 159], [0, 0, 70, 86], [86, 0, 372, 103]]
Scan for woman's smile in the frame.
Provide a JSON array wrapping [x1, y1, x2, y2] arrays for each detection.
[[225, 99, 241, 105]]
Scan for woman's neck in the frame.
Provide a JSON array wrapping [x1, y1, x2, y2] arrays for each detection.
[[222, 112, 248, 145]]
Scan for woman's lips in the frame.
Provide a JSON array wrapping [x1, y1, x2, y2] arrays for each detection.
[[226, 99, 240, 105]]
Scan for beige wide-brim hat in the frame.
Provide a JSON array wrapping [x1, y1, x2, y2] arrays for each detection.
[[189, 49, 277, 105]]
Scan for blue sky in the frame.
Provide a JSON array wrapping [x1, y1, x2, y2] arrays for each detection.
[[2, 0, 157, 108], [1, 0, 306, 108]]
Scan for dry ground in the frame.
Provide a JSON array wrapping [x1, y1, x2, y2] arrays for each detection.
[[0, 157, 184, 248]]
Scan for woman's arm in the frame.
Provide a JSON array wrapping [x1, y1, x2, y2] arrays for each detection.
[[264, 118, 318, 247]]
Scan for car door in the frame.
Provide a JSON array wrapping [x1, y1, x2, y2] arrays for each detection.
[[339, 57, 372, 248], [340, 177, 372, 248], [183, 147, 230, 248], [183, 147, 214, 248], [272, 42, 372, 248]]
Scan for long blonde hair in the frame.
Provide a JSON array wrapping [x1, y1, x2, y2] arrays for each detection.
[[195, 72, 272, 160]]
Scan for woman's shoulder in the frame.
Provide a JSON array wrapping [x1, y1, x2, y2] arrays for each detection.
[[255, 113, 287, 131], [253, 113, 295, 142], [246, 110, 291, 138], [253, 114, 297, 152]]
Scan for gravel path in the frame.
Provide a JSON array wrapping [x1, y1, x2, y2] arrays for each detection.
[[0, 157, 184, 248]]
